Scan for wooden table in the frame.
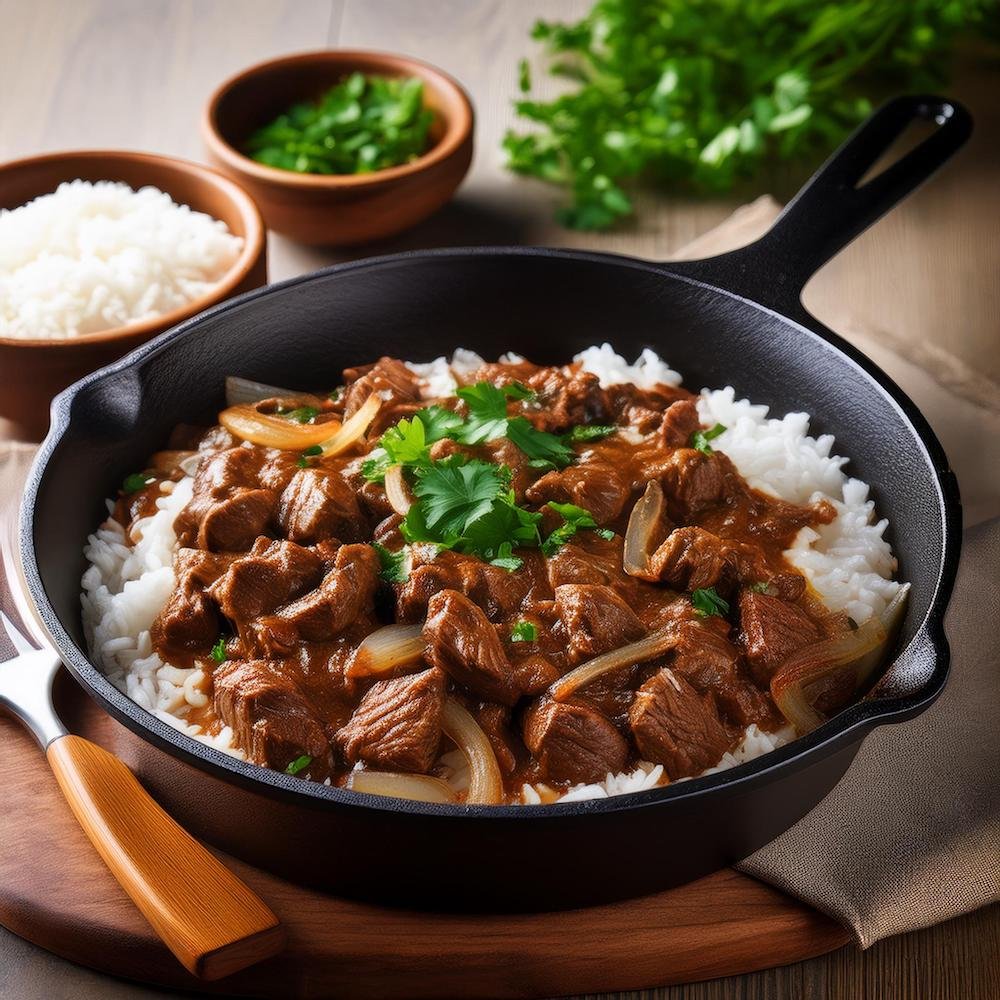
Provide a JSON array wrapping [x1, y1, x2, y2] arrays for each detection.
[[1, 2, 998, 997]]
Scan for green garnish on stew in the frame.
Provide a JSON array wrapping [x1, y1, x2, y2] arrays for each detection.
[[285, 755, 312, 776], [541, 502, 614, 556], [283, 406, 320, 424], [510, 620, 538, 643], [566, 424, 616, 443], [210, 638, 228, 662], [122, 473, 153, 494], [372, 542, 409, 584], [749, 581, 771, 594], [691, 587, 730, 618], [244, 73, 434, 176], [690, 423, 726, 454]]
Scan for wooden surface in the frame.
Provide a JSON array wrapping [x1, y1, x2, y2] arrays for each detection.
[[1, 1, 998, 998], [0, 685, 853, 998], [45, 734, 285, 980]]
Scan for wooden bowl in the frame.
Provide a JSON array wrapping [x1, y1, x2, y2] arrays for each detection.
[[0, 151, 267, 441], [201, 50, 474, 247]]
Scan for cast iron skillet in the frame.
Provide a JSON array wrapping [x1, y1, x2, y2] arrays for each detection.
[[21, 95, 970, 909]]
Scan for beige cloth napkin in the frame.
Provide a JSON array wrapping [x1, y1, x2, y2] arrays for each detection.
[[2, 202, 998, 951]]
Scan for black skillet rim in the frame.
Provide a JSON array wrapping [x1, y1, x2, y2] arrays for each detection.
[[20, 244, 963, 821]]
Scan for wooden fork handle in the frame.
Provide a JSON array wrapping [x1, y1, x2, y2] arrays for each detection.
[[46, 734, 285, 980]]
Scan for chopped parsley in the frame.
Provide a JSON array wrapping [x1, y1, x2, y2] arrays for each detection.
[[541, 501, 614, 556], [285, 755, 312, 776], [506, 416, 574, 467], [511, 620, 538, 642], [210, 638, 228, 663], [690, 423, 726, 454], [372, 542, 409, 584], [691, 587, 730, 618], [566, 424, 616, 443], [361, 406, 463, 482], [122, 472, 154, 494], [297, 443, 324, 468], [281, 406, 320, 423]]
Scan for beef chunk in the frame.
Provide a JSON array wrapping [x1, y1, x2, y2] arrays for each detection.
[[526, 462, 628, 525], [739, 591, 823, 685], [422, 590, 521, 706], [659, 399, 702, 448], [511, 654, 561, 697], [213, 659, 329, 768], [629, 668, 733, 779], [278, 468, 365, 544], [648, 526, 763, 592], [256, 450, 301, 494], [474, 702, 522, 776], [252, 543, 379, 655], [395, 549, 466, 623], [174, 446, 276, 552], [545, 536, 620, 589], [658, 448, 726, 520], [670, 620, 772, 728], [335, 667, 445, 772], [523, 699, 628, 784], [341, 357, 423, 421], [209, 538, 323, 637], [554, 584, 645, 662], [481, 437, 533, 500], [151, 549, 237, 652], [524, 367, 610, 433]]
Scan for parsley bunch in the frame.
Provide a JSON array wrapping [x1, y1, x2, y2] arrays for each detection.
[[504, 0, 994, 229], [245, 72, 433, 175]]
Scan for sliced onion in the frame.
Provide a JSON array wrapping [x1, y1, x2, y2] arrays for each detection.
[[348, 623, 425, 677], [346, 770, 456, 804], [319, 393, 381, 458], [441, 698, 503, 806], [770, 585, 910, 734], [624, 480, 667, 579], [219, 403, 340, 449], [149, 450, 196, 475], [549, 623, 683, 702], [384, 464, 414, 516], [226, 375, 326, 409]]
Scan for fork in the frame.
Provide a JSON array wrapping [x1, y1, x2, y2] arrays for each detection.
[[0, 600, 286, 980]]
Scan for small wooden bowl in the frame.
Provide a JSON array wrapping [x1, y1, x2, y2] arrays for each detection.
[[0, 151, 267, 441], [202, 50, 474, 247]]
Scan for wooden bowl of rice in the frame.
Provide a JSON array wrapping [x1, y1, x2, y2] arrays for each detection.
[[0, 150, 267, 441]]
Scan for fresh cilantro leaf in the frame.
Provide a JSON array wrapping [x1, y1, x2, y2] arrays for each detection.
[[303, 444, 323, 456], [511, 619, 538, 642], [455, 381, 512, 444], [296, 455, 309, 468], [372, 542, 409, 583], [122, 472, 153, 494], [210, 638, 228, 663], [361, 447, 392, 483], [381, 415, 429, 465], [490, 541, 524, 572], [541, 501, 611, 556], [690, 423, 726, 454], [691, 587, 730, 618], [411, 460, 507, 537], [566, 424, 616, 443], [415, 404, 464, 442], [503, 380, 536, 401], [528, 458, 557, 471], [506, 416, 574, 468], [463, 503, 541, 562], [285, 755, 312, 776], [284, 406, 319, 424]]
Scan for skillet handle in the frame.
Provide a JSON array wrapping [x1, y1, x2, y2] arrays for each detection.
[[670, 95, 972, 310], [46, 734, 286, 980]]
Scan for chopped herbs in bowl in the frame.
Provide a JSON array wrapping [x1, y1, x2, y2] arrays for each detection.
[[244, 72, 435, 175]]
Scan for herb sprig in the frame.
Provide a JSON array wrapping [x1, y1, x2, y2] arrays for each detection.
[[504, 1, 993, 229], [691, 587, 730, 618]]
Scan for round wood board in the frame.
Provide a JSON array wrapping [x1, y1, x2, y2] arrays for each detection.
[[0, 672, 850, 998]]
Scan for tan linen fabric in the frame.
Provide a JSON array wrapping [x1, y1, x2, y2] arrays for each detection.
[[2, 200, 997, 949]]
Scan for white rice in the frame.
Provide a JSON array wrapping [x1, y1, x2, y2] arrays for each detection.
[[81, 344, 902, 801], [0, 180, 243, 339]]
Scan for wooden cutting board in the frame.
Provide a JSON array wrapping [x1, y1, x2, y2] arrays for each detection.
[[0, 669, 849, 998]]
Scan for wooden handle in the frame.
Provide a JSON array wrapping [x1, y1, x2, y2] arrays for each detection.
[[46, 735, 285, 980]]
